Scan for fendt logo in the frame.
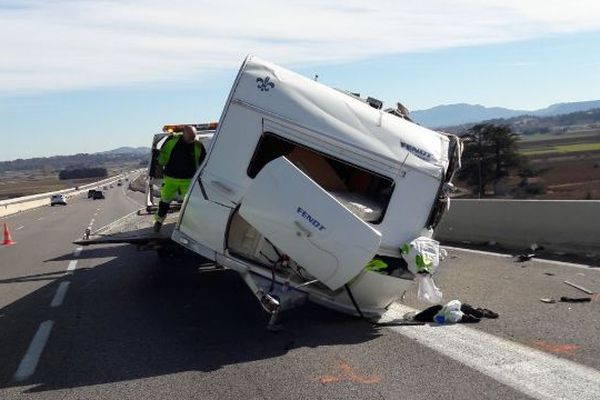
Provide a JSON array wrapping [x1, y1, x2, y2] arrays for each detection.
[[400, 141, 433, 161], [296, 207, 327, 231]]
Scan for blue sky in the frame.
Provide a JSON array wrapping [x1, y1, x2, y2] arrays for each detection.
[[1, 0, 600, 161]]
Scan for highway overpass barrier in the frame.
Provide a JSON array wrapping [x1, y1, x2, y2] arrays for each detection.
[[0, 169, 144, 218], [436, 199, 600, 256]]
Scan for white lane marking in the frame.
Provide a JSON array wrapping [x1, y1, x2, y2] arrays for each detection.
[[444, 246, 512, 258], [530, 257, 598, 270], [92, 208, 140, 235], [444, 246, 598, 271], [16, 226, 24, 230], [73, 247, 82, 257], [66, 260, 77, 273], [50, 282, 70, 307], [387, 304, 600, 400], [13, 320, 54, 382]]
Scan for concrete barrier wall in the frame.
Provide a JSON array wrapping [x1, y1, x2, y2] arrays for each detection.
[[435, 199, 600, 255]]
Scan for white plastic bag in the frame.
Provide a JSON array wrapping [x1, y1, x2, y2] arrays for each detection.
[[401, 236, 442, 275], [416, 274, 443, 304]]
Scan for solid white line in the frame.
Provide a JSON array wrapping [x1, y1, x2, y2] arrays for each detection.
[[50, 282, 70, 307], [444, 246, 512, 258], [66, 260, 77, 273], [444, 246, 598, 270], [16, 226, 24, 230], [386, 304, 600, 400], [13, 320, 54, 382]]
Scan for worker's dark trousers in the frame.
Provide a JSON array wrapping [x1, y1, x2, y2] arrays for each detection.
[[156, 201, 170, 221]]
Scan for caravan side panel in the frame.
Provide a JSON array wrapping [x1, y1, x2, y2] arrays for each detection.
[[200, 104, 262, 205], [176, 183, 232, 254]]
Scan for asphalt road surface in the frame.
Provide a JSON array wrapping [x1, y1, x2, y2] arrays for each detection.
[[1, 185, 599, 399]]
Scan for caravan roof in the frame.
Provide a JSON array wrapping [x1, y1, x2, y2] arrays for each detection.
[[225, 56, 451, 178]]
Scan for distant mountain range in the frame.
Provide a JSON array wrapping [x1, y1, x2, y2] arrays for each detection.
[[98, 146, 150, 155], [411, 100, 600, 128], [0, 147, 151, 172]]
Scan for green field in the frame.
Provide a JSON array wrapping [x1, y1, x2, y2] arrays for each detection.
[[521, 142, 600, 156]]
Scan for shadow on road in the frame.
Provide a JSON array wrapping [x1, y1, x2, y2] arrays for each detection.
[[0, 244, 382, 393]]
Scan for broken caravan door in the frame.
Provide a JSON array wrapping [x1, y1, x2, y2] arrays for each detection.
[[239, 156, 382, 291]]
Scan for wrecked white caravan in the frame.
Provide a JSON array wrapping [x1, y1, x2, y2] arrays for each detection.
[[172, 56, 462, 320]]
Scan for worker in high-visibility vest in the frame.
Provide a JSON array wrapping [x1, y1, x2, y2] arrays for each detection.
[[154, 125, 205, 232]]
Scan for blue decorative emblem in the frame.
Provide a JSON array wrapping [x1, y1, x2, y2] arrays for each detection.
[[256, 76, 275, 92]]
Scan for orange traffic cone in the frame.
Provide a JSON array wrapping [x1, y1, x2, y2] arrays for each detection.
[[3, 223, 15, 246]]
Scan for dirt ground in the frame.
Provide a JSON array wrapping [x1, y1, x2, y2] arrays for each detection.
[[533, 155, 600, 199], [0, 163, 138, 200], [0, 172, 99, 200]]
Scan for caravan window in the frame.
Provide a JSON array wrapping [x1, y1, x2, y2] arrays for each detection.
[[247, 132, 394, 224]]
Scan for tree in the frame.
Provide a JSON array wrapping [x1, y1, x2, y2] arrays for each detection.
[[458, 123, 521, 197]]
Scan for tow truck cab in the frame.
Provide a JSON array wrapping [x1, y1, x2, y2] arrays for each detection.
[[145, 124, 216, 213]]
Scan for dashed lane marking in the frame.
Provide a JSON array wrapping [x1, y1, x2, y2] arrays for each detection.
[[50, 282, 70, 308], [13, 321, 54, 382], [386, 304, 600, 400], [66, 260, 77, 274], [16, 226, 24, 230]]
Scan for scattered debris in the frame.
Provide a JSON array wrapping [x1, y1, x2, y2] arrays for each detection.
[[540, 298, 556, 304], [412, 300, 498, 324], [517, 253, 535, 262], [560, 296, 591, 303], [563, 280, 594, 295]]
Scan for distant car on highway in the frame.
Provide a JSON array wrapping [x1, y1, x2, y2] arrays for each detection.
[[87, 189, 96, 198], [92, 190, 105, 200], [50, 194, 67, 206], [103, 186, 108, 190]]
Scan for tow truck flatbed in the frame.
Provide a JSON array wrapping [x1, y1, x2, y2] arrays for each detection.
[[74, 210, 179, 248]]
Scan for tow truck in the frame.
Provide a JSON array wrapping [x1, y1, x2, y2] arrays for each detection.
[[76, 56, 462, 328]]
